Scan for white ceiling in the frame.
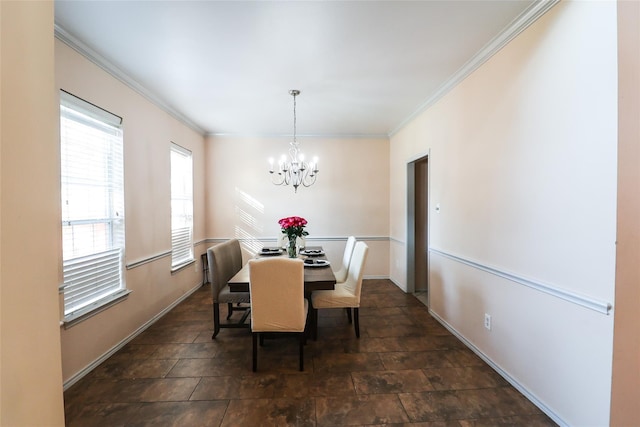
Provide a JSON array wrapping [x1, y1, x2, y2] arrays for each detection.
[[54, 1, 541, 137]]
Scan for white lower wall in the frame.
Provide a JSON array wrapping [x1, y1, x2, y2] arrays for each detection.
[[390, 1, 618, 425]]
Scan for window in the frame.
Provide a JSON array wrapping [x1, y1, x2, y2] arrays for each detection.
[[170, 143, 194, 269], [60, 90, 127, 322]]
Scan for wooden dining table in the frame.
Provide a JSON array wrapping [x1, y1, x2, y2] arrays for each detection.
[[227, 246, 336, 293], [228, 246, 335, 341]]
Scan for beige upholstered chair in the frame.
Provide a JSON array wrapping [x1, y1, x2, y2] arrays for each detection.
[[207, 239, 251, 339], [249, 257, 308, 372], [311, 241, 369, 338], [333, 236, 357, 283]]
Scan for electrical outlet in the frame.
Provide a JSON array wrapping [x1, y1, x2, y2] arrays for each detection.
[[484, 313, 491, 330]]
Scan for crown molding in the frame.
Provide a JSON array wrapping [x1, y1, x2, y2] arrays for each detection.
[[54, 24, 206, 136], [389, 0, 561, 137], [205, 132, 389, 140]]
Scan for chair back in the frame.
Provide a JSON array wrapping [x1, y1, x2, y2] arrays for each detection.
[[207, 239, 243, 300], [343, 241, 369, 303], [249, 257, 306, 333], [334, 236, 357, 283]]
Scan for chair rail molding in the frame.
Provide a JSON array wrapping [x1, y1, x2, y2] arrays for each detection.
[[429, 247, 612, 315]]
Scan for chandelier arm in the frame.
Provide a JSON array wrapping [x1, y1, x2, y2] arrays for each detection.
[[267, 89, 319, 192]]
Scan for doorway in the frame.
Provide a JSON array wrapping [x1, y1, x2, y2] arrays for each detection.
[[407, 155, 429, 303]]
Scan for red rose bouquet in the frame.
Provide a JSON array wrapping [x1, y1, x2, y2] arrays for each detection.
[[278, 216, 309, 257]]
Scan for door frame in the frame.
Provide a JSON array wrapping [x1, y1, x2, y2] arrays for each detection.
[[406, 152, 430, 297]]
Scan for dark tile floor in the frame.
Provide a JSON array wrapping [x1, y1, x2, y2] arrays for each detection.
[[64, 279, 558, 426]]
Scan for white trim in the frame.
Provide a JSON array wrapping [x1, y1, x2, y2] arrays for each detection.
[[62, 282, 203, 391], [54, 25, 205, 136], [125, 250, 172, 270], [429, 310, 568, 427], [429, 247, 612, 315], [63, 289, 132, 326], [389, 0, 560, 137], [206, 132, 388, 139], [362, 275, 389, 280], [389, 237, 405, 245]]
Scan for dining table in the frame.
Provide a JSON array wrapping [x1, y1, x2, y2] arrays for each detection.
[[227, 246, 336, 293], [227, 246, 336, 340]]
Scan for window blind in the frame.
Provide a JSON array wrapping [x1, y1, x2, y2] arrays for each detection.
[[170, 143, 194, 269], [60, 91, 127, 321]]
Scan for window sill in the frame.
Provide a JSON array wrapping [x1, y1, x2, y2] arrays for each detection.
[[171, 259, 195, 274], [62, 289, 132, 329]]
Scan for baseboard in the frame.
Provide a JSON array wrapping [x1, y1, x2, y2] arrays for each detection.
[[428, 309, 568, 427], [363, 275, 389, 280], [63, 281, 204, 391]]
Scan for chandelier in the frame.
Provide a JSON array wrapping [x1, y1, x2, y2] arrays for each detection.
[[269, 90, 319, 193]]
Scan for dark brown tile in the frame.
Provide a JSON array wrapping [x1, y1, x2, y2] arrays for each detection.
[[359, 306, 407, 317], [65, 402, 142, 427], [313, 352, 384, 373], [316, 394, 410, 426], [423, 366, 509, 390], [380, 351, 455, 370], [91, 358, 177, 379], [63, 281, 557, 427], [399, 390, 476, 422], [133, 327, 201, 344], [458, 414, 557, 427], [108, 377, 201, 402], [360, 422, 463, 427], [400, 387, 545, 423], [167, 356, 250, 377], [363, 323, 428, 338], [357, 337, 408, 352], [221, 398, 315, 427], [126, 400, 228, 427], [109, 343, 160, 360], [352, 369, 434, 394], [149, 342, 219, 359], [399, 336, 465, 352], [442, 348, 487, 367], [306, 372, 356, 397]]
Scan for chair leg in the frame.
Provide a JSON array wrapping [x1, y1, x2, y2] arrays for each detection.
[[299, 332, 305, 371], [226, 302, 234, 320], [252, 332, 258, 372], [212, 303, 221, 339], [312, 308, 318, 341], [346, 307, 352, 324], [354, 307, 360, 338]]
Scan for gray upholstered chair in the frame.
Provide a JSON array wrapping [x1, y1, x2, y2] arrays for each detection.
[[207, 239, 251, 339], [311, 241, 368, 338], [249, 257, 308, 372]]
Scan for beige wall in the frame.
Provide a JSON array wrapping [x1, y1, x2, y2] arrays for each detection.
[[56, 40, 207, 384], [1, 2, 65, 425], [610, 0, 640, 425], [390, 1, 617, 425], [205, 135, 390, 276]]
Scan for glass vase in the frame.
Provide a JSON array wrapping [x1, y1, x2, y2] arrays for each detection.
[[287, 236, 298, 258]]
